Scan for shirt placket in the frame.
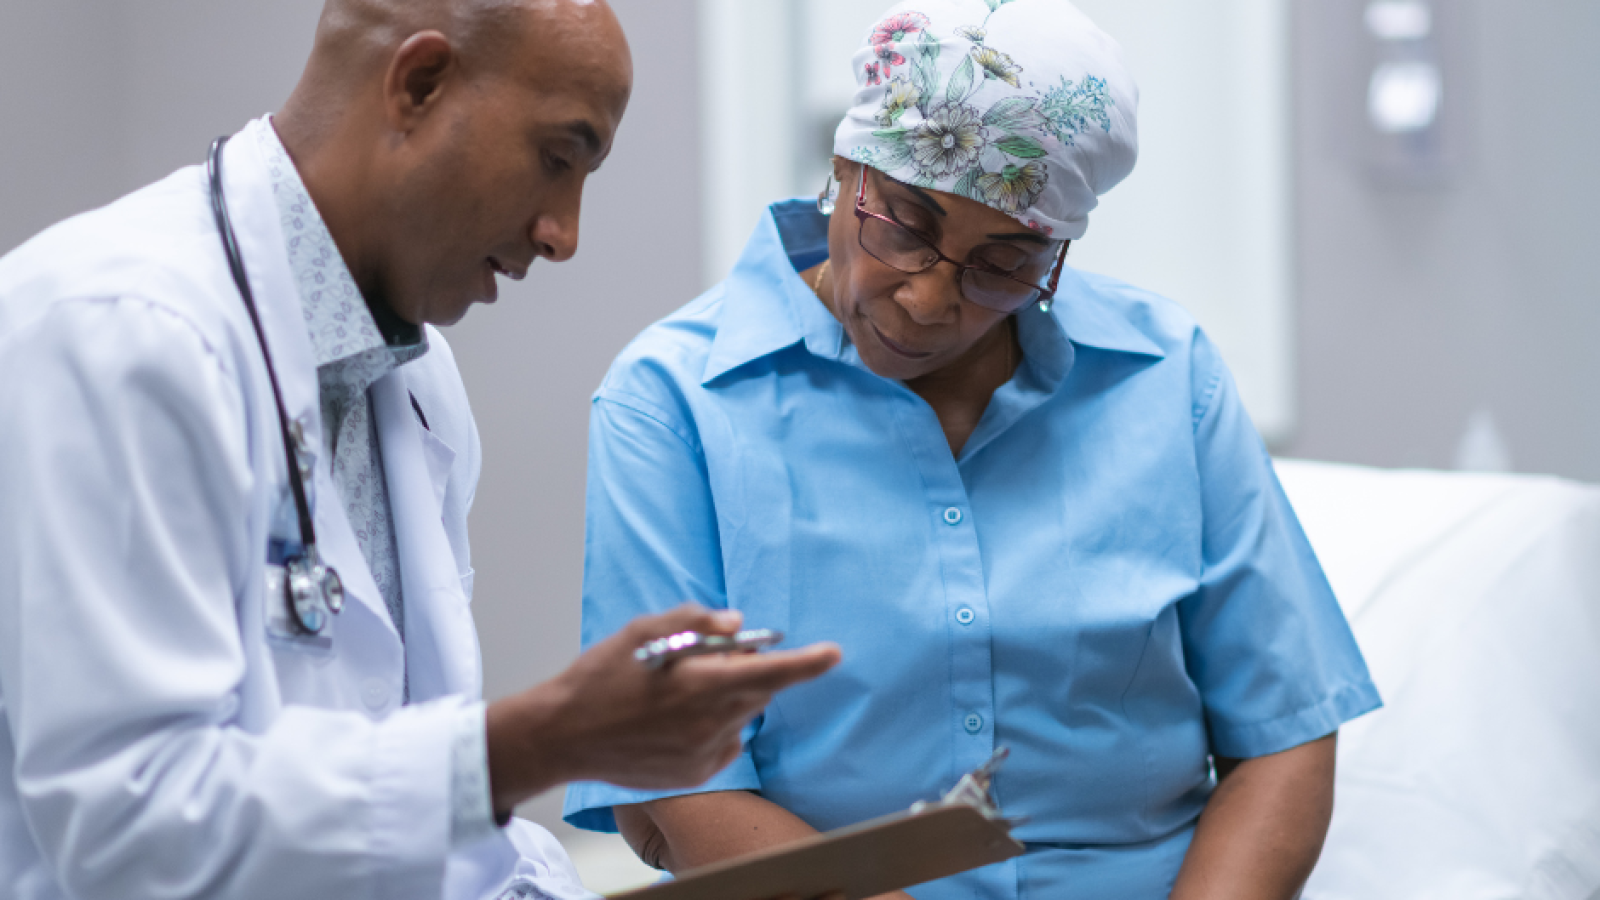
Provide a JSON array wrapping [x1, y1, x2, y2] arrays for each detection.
[[887, 388, 998, 783]]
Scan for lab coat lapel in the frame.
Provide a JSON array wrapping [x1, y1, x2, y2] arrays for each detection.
[[371, 374, 482, 701], [218, 125, 403, 647]]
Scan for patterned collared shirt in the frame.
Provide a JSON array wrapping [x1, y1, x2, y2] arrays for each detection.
[[253, 119, 497, 849], [252, 121, 422, 651]]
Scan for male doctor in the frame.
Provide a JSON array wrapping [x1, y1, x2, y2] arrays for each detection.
[[0, 1, 840, 899]]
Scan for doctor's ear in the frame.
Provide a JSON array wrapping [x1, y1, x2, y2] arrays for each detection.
[[383, 31, 457, 129]]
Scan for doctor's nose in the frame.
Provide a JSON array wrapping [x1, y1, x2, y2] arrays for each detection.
[[531, 208, 580, 263]]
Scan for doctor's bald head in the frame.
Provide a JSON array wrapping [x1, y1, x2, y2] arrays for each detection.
[[276, 0, 633, 327]]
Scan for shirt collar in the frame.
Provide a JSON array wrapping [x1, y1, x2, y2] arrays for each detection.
[[701, 200, 1164, 388], [702, 200, 841, 385], [250, 117, 426, 370]]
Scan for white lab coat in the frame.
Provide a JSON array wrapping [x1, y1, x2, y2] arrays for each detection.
[[0, 128, 593, 900]]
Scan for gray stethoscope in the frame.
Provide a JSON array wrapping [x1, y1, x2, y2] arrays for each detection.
[[207, 136, 345, 635]]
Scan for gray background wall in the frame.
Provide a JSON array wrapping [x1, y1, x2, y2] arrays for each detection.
[[1285, 0, 1600, 480], [1, 0, 1595, 837]]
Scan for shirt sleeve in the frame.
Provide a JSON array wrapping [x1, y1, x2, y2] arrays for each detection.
[[562, 390, 763, 833], [450, 701, 501, 847], [1178, 331, 1382, 759], [0, 297, 460, 900]]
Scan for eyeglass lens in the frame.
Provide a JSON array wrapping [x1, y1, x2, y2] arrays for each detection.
[[856, 197, 1055, 314]]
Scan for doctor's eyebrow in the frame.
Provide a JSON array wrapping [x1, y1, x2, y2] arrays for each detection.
[[561, 120, 602, 156], [538, 119, 607, 170]]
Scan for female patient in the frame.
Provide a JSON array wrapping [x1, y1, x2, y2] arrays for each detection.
[[565, 1, 1379, 896]]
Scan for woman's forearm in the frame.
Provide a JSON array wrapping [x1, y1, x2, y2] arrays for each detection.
[[617, 790, 822, 874], [1170, 733, 1338, 900], [616, 792, 914, 900]]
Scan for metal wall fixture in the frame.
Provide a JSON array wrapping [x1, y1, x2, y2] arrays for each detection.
[[1358, 0, 1472, 186]]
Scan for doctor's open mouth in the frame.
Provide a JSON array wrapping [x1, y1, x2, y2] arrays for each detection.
[[487, 257, 527, 280]]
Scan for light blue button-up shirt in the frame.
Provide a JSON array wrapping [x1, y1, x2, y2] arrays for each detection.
[[566, 200, 1380, 897]]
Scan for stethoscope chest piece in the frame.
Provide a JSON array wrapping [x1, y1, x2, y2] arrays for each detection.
[[321, 563, 345, 615], [283, 551, 346, 635], [285, 558, 328, 634]]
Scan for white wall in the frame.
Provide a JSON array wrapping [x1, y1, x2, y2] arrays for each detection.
[[1066, 0, 1295, 443]]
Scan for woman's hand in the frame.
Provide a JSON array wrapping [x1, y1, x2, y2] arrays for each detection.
[[1169, 733, 1338, 900]]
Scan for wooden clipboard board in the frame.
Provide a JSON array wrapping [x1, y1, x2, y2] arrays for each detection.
[[610, 750, 1024, 900]]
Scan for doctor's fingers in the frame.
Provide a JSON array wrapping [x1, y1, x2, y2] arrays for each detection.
[[674, 643, 842, 699], [623, 603, 745, 644]]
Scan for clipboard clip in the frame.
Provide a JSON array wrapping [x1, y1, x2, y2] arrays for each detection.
[[911, 747, 1029, 828]]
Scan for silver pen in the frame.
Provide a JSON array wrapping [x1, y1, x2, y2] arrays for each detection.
[[634, 629, 784, 669]]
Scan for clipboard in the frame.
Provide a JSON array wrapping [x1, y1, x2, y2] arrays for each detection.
[[610, 749, 1025, 900]]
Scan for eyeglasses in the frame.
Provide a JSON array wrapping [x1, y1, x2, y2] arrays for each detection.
[[852, 165, 1068, 314]]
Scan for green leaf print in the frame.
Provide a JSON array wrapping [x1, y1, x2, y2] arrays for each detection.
[[946, 54, 976, 106], [982, 96, 1043, 132], [995, 134, 1047, 158], [911, 30, 941, 114], [953, 166, 985, 202], [878, 138, 915, 171]]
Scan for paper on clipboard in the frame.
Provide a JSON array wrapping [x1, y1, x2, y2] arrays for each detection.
[[610, 749, 1025, 900]]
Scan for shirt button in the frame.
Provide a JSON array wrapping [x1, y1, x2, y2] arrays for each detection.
[[361, 677, 390, 712], [963, 713, 984, 734], [955, 607, 976, 625], [943, 507, 964, 526]]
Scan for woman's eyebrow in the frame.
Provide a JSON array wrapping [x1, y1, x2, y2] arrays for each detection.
[[986, 232, 1052, 245], [902, 184, 949, 217]]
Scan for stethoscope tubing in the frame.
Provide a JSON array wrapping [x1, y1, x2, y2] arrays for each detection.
[[207, 136, 337, 629]]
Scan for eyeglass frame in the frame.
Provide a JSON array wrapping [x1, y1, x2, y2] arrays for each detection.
[[850, 164, 1070, 312]]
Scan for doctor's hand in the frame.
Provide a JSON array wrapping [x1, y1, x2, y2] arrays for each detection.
[[484, 604, 840, 816]]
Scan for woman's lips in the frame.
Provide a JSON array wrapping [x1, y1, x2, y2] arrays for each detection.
[[870, 323, 934, 360]]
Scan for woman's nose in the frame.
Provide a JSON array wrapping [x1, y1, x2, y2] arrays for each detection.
[[894, 266, 962, 326]]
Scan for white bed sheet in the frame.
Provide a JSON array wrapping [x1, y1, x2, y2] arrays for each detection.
[[1276, 460, 1600, 900]]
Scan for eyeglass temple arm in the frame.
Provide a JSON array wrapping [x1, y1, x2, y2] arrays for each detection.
[[1042, 239, 1070, 298]]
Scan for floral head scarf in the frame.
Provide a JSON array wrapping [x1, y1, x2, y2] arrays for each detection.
[[834, 0, 1139, 240]]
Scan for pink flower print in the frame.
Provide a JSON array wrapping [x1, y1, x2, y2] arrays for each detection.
[[869, 10, 927, 81], [874, 43, 907, 79], [1026, 219, 1055, 236], [865, 61, 882, 86], [871, 11, 930, 48]]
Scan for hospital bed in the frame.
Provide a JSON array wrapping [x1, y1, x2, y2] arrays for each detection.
[[564, 461, 1600, 898], [1283, 460, 1600, 900]]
